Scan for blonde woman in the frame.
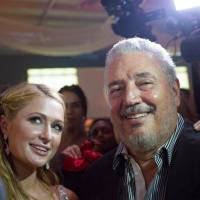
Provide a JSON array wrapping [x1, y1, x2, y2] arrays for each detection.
[[0, 83, 78, 200]]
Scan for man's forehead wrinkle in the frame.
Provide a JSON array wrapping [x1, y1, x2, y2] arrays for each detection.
[[134, 72, 157, 79], [124, 70, 157, 80]]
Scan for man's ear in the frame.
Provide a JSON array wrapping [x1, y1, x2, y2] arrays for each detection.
[[172, 79, 181, 107], [0, 115, 10, 136]]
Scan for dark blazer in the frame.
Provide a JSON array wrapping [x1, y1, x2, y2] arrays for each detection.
[[79, 121, 200, 200]]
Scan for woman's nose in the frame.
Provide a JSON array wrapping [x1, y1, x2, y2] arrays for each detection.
[[66, 104, 73, 114], [39, 124, 52, 143], [95, 129, 106, 140]]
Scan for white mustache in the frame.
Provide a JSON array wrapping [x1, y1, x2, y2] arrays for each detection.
[[121, 103, 155, 117]]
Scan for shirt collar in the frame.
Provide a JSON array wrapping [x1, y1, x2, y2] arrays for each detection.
[[113, 142, 127, 171], [156, 113, 184, 166], [113, 114, 184, 170]]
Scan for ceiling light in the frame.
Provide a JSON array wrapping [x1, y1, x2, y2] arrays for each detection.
[[174, 0, 200, 11]]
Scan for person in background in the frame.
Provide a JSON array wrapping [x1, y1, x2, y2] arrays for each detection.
[[0, 82, 78, 200], [80, 37, 200, 200], [88, 117, 118, 153], [58, 85, 88, 150], [61, 117, 117, 194], [178, 88, 200, 132], [50, 85, 88, 183], [178, 88, 199, 122], [64, 117, 117, 157]]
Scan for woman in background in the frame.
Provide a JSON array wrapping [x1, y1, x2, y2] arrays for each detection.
[[58, 85, 88, 149], [50, 85, 88, 179], [0, 83, 78, 200], [62, 117, 117, 193], [64, 118, 117, 158]]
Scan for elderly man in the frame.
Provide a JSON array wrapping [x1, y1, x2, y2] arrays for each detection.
[[79, 38, 200, 200]]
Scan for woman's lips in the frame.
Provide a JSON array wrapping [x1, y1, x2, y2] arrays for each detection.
[[30, 144, 50, 156]]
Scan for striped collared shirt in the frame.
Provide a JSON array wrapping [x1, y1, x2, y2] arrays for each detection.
[[113, 114, 184, 200]]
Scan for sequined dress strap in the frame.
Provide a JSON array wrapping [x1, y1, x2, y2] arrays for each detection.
[[57, 185, 69, 200]]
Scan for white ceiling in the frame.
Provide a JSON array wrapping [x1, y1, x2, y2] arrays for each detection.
[[0, 0, 190, 55]]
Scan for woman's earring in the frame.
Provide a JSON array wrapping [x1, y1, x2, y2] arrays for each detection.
[[3, 135, 9, 155], [45, 162, 50, 170]]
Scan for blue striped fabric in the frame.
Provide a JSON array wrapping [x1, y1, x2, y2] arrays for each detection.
[[113, 114, 184, 200]]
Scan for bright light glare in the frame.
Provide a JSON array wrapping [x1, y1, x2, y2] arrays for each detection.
[[174, 0, 200, 11], [27, 68, 78, 91], [175, 66, 189, 89]]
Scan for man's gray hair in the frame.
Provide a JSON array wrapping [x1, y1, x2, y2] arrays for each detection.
[[104, 37, 177, 93]]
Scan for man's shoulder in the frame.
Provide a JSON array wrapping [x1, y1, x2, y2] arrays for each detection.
[[175, 120, 200, 158], [166, 121, 200, 199], [79, 147, 119, 199], [81, 149, 118, 195], [80, 147, 118, 184], [179, 120, 200, 145], [85, 147, 117, 172]]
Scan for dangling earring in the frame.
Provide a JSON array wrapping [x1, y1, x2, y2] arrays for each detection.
[[45, 162, 50, 170], [3, 135, 9, 155]]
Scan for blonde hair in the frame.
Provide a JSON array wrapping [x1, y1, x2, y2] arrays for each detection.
[[0, 82, 65, 200]]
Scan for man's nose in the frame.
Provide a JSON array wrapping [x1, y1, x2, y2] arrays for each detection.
[[124, 83, 141, 105]]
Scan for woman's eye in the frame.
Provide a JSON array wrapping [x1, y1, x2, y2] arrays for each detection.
[[29, 116, 42, 124], [51, 123, 63, 133]]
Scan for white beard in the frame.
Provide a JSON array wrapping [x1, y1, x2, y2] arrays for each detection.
[[126, 132, 159, 152], [125, 107, 177, 153]]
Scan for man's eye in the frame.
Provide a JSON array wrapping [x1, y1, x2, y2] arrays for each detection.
[[138, 81, 154, 90], [109, 87, 122, 96], [29, 116, 42, 124], [141, 81, 152, 85], [51, 123, 63, 133]]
